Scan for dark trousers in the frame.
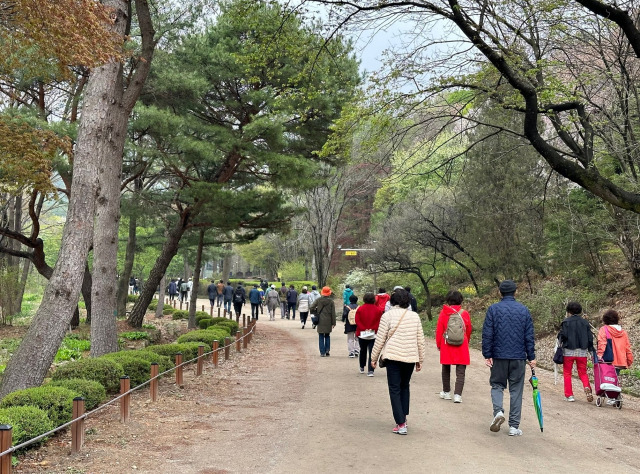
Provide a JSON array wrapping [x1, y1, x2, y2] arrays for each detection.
[[300, 311, 309, 325], [287, 302, 296, 319], [233, 302, 242, 317], [319, 333, 331, 355], [490, 359, 525, 429], [358, 338, 375, 372], [251, 303, 260, 319], [442, 364, 467, 395], [386, 360, 415, 425]]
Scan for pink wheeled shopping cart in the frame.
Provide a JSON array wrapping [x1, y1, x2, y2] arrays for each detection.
[[593, 361, 622, 409]]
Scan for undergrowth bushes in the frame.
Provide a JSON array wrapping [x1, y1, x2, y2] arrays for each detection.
[[0, 406, 53, 446], [51, 358, 124, 393], [0, 386, 77, 426], [48, 379, 106, 410]]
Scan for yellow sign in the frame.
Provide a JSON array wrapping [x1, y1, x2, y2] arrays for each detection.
[[345, 251, 357, 256]]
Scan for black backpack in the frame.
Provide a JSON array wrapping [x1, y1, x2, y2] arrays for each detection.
[[233, 288, 244, 303]]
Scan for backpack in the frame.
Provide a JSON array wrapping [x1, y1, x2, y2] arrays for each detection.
[[233, 288, 244, 303], [347, 307, 357, 325], [444, 308, 465, 346]]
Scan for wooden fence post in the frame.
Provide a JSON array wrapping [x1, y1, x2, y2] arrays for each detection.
[[202, 304, 205, 312], [120, 376, 131, 423], [218, 307, 221, 318], [224, 337, 231, 360], [175, 353, 184, 387], [235, 313, 240, 324], [72, 397, 85, 453], [210, 305, 213, 316], [212, 340, 219, 368], [180, 301, 183, 310], [235, 330, 241, 352], [196, 345, 204, 376], [0, 425, 11, 474], [243, 327, 248, 349], [243, 314, 246, 328], [186, 302, 189, 311], [150, 363, 159, 402]]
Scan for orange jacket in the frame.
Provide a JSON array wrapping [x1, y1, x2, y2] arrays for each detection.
[[597, 325, 633, 368]]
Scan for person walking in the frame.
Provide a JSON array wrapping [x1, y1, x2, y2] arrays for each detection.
[[187, 277, 193, 301], [180, 279, 189, 303], [266, 285, 279, 321], [279, 283, 288, 319], [597, 309, 633, 376], [482, 280, 536, 437], [168, 279, 178, 302], [342, 294, 359, 358], [309, 285, 320, 305], [370, 289, 424, 435], [405, 286, 418, 313], [232, 283, 246, 318], [223, 281, 234, 315], [435, 290, 472, 403], [287, 285, 298, 320], [558, 302, 594, 403], [249, 284, 262, 320], [216, 279, 225, 307], [355, 292, 383, 376], [343, 284, 354, 305], [258, 285, 265, 316], [375, 288, 390, 313], [298, 286, 312, 329], [207, 280, 217, 309], [310, 286, 337, 357]]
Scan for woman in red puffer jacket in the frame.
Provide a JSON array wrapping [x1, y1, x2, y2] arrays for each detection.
[[356, 292, 384, 376], [435, 290, 472, 403]]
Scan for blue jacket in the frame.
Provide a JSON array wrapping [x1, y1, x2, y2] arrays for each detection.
[[249, 288, 262, 304], [482, 296, 535, 361], [343, 288, 354, 305]]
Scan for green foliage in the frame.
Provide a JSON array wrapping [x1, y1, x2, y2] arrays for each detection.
[[48, 379, 106, 410], [99, 352, 153, 387], [54, 348, 80, 363], [176, 330, 221, 348], [279, 261, 306, 281], [171, 310, 189, 320], [53, 336, 92, 362], [206, 328, 232, 345], [51, 358, 125, 394], [0, 406, 53, 447], [0, 386, 77, 427], [146, 342, 204, 361], [195, 312, 212, 325], [148, 299, 159, 311], [163, 305, 176, 315], [126, 350, 174, 373], [198, 318, 213, 329], [142, 323, 157, 330], [127, 294, 139, 303], [119, 331, 149, 341], [213, 320, 238, 334]]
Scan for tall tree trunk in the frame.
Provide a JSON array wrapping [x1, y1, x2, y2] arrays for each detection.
[[128, 217, 188, 327], [155, 274, 165, 319], [13, 258, 30, 315], [0, 68, 110, 396], [81, 264, 93, 324], [116, 214, 137, 320], [188, 230, 205, 329], [222, 247, 231, 282], [183, 255, 190, 280]]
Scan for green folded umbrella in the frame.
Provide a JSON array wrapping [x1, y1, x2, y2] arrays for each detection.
[[529, 368, 543, 432]]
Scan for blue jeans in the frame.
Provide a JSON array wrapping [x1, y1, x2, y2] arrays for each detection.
[[224, 299, 232, 313], [319, 333, 331, 355], [216, 294, 223, 307]]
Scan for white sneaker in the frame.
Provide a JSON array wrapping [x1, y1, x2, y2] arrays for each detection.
[[508, 426, 523, 436], [439, 391, 452, 400], [453, 394, 462, 403], [490, 411, 505, 432], [359, 367, 365, 374], [565, 396, 575, 402]]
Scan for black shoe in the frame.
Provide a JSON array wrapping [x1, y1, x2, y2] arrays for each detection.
[[326, 352, 330, 357]]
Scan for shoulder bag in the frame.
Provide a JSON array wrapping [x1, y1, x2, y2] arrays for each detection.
[[602, 326, 614, 363], [377, 309, 409, 368]]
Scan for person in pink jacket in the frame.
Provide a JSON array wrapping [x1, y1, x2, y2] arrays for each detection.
[[597, 309, 633, 375], [436, 290, 473, 403]]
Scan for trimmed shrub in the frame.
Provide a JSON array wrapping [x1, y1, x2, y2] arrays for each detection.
[[0, 386, 77, 427], [127, 350, 173, 373], [214, 320, 239, 334], [163, 305, 175, 315], [195, 310, 210, 321], [51, 358, 124, 394], [209, 317, 229, 324], [198, 318, 213, 329], [204, 328, 231, 345], [99, 352, 153, 387], [0, 406, 54, 446], [48, 379, 106, 410], [127, 294, 139, 303], [208, 324, 232, 336], [177, 330, 223, 348], [171, 310, 189, 320], [148, 299, 159, 311], [146, 342, 205, 361]]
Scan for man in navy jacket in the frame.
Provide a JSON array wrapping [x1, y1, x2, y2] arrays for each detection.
[[482, 280, 536, 437]]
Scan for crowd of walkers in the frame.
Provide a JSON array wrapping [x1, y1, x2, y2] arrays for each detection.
[[178, 276, 634, 437]]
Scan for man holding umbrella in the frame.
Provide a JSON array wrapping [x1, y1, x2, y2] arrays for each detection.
[[482, 280, 536, 436]]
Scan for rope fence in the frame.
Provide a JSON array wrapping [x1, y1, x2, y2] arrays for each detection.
[[0, 318, 258, 473]]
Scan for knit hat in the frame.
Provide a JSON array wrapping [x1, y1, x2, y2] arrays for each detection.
[[321, 286, 332, 296], [499, 280, 517, 294], [271, 285, 275, 289], [302, 286, 307, 291]]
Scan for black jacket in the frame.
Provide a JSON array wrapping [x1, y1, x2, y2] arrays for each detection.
[[559, 315, 594, 351]]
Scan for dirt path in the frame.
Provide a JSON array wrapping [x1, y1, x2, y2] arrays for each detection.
[[15, 308, 640, 473]]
